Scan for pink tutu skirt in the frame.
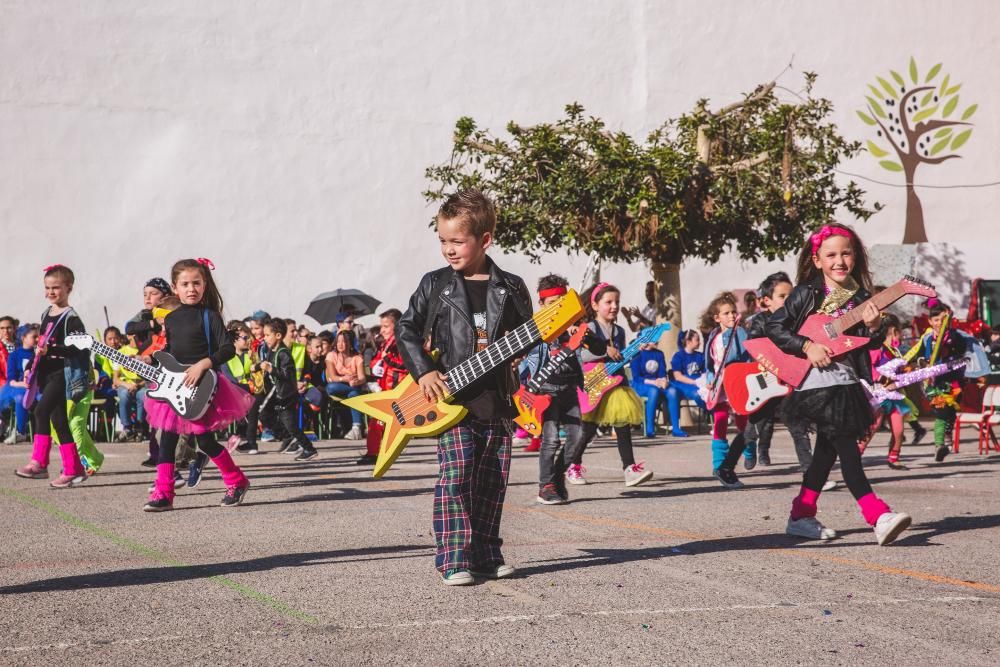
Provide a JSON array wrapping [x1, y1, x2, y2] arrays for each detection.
[[145, 374, 254, 435]]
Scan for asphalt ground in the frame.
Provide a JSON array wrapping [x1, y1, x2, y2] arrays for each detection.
[[2, 424, 1000, 666]]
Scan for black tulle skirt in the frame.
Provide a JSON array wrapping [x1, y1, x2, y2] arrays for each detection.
[[781, 383, 873, 441]]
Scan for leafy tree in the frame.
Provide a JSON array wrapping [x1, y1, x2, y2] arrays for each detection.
[[857, 58, 977, 243], [425, 73, 877, 344]]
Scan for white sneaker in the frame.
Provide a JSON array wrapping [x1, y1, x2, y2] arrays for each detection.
[[345, 425, 362, 440], [786, 516, 837, 540], [3, 430, 15, 445], [821, 480, 838, 492], [566, 464, 587, 485], [471, 563, 515, 579], [623, 462, 653, 487], [874, 512, 911, 546], [440, 569, 474, 586]]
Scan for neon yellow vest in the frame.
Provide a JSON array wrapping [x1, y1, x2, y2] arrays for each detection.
[[116, 345, 141, 382], [289, 342, 306, 380], [226, 352, 253, 385]]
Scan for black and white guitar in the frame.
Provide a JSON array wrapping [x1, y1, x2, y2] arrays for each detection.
[[65, 333, 218, 420]]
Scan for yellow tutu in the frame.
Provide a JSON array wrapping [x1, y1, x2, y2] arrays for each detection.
[[582, 385, 644, 426]]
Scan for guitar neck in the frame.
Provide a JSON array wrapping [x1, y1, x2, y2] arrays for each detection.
[[446, 320, 541, 394], [90, 340, 161, 382], [833, 283, 905, 334]]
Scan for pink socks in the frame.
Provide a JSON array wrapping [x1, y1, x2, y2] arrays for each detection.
[[154, 463, 176, 500], [790, 486, 821, 520], [57, 443, 84, 478], [30, 435, 53, 468], [791, 485, 891, 526], [857, 493, 891, 526], [211, 450, 248, 488]]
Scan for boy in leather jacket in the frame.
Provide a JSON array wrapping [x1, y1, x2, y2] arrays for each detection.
[[396, 189, 532, 586]]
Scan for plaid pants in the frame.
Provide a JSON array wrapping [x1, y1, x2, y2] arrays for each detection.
[[433, 418, 512, 573]]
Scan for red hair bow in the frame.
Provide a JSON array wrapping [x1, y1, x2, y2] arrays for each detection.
[[43, 264, 62, 272], [195, 257, 216, 271]]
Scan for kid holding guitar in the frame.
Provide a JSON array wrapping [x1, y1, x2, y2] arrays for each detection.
[[564, 282, 653, 488], [518, 274, 586, 505], [15, 264, 91, 488], [396, 189, 532, 586], [767, 223, 910, 546], [142, 258, 255, 512], [702, 293, 751, 488]]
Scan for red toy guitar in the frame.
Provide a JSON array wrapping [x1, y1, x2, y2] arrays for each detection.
[[742, 276, 936, 388], [723, 362, 792, 415], [705, 315, 742, 411], [513, 326, 588, 434]]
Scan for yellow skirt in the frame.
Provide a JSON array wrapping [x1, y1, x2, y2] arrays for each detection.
[[582, 385, 644, 426]]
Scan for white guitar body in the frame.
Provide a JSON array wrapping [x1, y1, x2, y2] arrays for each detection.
[[743, 371, 792, 412]]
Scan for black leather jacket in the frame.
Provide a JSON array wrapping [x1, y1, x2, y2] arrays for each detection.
[[397, 258, 532, 405], [765, 279, 885, 383]]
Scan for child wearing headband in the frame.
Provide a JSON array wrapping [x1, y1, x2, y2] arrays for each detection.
[[766, 223, 910, 546]]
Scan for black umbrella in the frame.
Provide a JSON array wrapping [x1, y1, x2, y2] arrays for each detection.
[[306, 289, 382, 324]]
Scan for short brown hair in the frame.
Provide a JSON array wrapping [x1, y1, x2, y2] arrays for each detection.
[[44, 264, 75, 286], [437, 189, 496, 237]]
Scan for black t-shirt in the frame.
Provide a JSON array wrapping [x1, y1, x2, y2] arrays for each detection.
[[38, 308, 87, 377], [457, 277, 510, 420], [163, 305, 235, 367]]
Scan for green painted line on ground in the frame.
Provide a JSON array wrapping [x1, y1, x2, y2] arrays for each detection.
[[1, 486, 318, 625]]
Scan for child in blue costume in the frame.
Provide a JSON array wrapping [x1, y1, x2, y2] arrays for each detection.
[[666, 329, 706, 438], [630, 343, 670, 438]]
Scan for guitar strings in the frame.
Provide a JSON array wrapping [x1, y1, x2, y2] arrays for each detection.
[[388, 298, 572, 418]]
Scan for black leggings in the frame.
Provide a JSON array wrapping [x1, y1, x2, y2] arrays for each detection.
[[157, 431, 224, 465], [34, 371, 73, 445], [802, 432, 873, 500], [575, 422, 636, 469]]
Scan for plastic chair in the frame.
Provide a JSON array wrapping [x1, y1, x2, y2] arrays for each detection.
[[954, 385, 995, 454], [978, 387, 1000, 455]]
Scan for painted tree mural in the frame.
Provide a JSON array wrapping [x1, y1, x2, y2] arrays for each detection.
[[857, 58, 977, 243]]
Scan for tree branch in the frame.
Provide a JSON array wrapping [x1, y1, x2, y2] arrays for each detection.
[[913, 118, 971, 139], [713, 81, 777, 118], [710, 151, 770, 173], [898, 85, 934, 139], [919, 153, 961, 166], [869, 107, 906, 161]]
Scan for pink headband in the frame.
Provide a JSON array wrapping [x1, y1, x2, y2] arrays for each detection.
[[810, 225, 852, 255], [591, 281, 613, 304], [195, 257, 216, 271]]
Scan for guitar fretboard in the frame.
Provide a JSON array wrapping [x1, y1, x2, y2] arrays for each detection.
[[833, 278, 927, 334], [90, 340, 163, 384], [527, 347, 572, 393], [445, 320, 541, 394]]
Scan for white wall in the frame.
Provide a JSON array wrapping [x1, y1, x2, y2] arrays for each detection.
[[2, 0, 997, 331]]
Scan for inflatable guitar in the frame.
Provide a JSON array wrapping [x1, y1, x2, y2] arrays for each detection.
[[861, 357, 966, 407], [65, 333, 218, 420], [723, 362, 792, 415], [342, 290, 585, 478], [577, 323, 671, 414], [513, 326, 588, 434], [21, 321, 56, 411], [743, 276, 936, 388]]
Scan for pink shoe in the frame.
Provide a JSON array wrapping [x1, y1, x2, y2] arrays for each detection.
[[15, 461, 49, 479], [566, 464, 587, 485], [50, 473, 86, 488]]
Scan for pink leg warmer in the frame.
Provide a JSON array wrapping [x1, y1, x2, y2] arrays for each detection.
[[31, 434, 53, 468], [154, 463, 176, 500], [857, 492, 891, 526], [58, 443, 85, 478], [211, 450, 248, 488], [712, 408, 729, 440], [790, 486, 821, 520]]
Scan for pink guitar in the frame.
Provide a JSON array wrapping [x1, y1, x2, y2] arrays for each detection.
[[21, 322, 57, 410], [742, 276, 936, 388], [577, 324, 670, 414]]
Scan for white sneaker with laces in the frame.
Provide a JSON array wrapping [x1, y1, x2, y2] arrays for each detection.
[[821, 480, 838, 492], [624, 462, 653, 487], [786, 516, 837, 540], [874, 511, 911, 546], [345, 425, 362, 440]]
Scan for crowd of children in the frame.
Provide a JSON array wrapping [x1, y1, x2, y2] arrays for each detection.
[[5, 193, 1000, 585]]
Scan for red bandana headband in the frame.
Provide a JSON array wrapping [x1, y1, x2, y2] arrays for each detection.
[[195, 257, 216, 271], [538, 286, 567, 299], [810, 225, 852, 256]]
